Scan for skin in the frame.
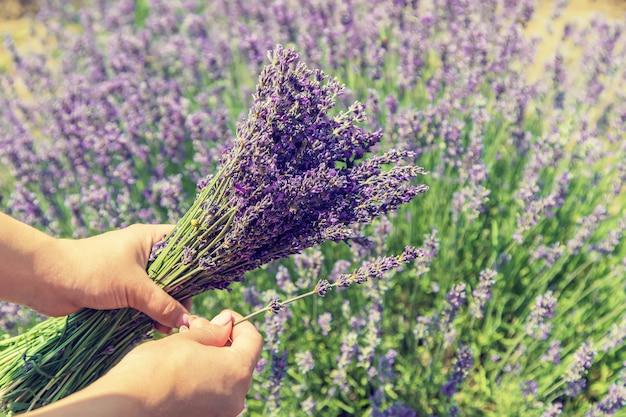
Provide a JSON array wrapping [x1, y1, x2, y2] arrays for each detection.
[[26, 312, 263, 417], [0, 212, 263, 416]]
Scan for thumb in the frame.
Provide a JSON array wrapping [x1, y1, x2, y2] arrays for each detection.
[[179, 311, 233, 347], [128, 274, 189, 331]]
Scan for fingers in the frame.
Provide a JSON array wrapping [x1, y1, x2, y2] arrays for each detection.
[[129, 276, 190, 332], [178, 312, 233, 347], [229, 311, 264, 370]]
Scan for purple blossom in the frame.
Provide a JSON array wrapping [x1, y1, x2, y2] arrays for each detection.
[[446, 283, 467, 310], [267, 298, 285, 315], [275, 265, 296, 295], [335, 247, 423, 288], [601, 316, 626, 353], [441, 345, 474, 397], [317, 312, 332, 336], [439, 283, 467, 345], [564, 341, 596, 397], [314, 280, 332, 297], [542, 340, 563, 364], [300, 396, 316, 414], [531, 242, 565, 267], [543, 402, 563, 417], [0, 303, 34, 334], [524, 291, 557, 340], [520, 380, 539, 398], [586, 383, 626, 416], [181, 246, 195, 265], [293, 248, 323, 290], [567, 205, 608, 255], [329, 330, 359, 397], [294, 351, 315, 374], [470, 269, 497, 319]]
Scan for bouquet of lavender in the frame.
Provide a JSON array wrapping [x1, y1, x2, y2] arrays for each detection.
[[0, 45, 427, 413]]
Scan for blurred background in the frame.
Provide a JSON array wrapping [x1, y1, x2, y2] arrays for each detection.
[[2, 0, 626, 73]]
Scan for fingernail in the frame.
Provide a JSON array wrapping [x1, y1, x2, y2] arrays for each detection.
[[210, 311, 233, 327], [179, 325, 189, 333], [179, 314, 190, 328]]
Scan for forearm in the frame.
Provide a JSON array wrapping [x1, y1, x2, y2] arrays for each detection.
[[24, 373, 141, 417], [0, 212, 58, 307]]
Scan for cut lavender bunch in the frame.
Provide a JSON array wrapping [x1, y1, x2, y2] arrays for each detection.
[[0, 45, 427, 413]]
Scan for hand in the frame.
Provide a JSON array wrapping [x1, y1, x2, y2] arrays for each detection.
[[37, 224, 190, 332], [0, 212, 188, 333], [28, 310, 264, 417]]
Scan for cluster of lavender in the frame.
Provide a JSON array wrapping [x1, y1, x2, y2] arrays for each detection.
[[0, 45, 427, 413]]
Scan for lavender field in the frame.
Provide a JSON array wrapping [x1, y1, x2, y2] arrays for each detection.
[[1, 0, 625, 415]]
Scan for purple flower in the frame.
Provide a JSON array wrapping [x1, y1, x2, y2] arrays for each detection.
[[542, 340, 563, 364], [335, 247, 422, 288], [441, 345, 474, 397], [470, 269, 496, 319], [314, 279, 332, 297], [275, 265, 296, 295], [294, 350, 315, 374], [0, 303, 35, 334], [267, 298, 285, 315], [601, 316, 626, 353], [440, 283, 467, 345], [543, 402, 563, 417], [329, 330, 359, 397], [300, 396, 316, 414], [181, 246, 195, 265], [317, 312, 332, 336], [564, 341, 596, 397], [520, 380, 539, 398], [446, 283, 467, 310], [525, 291, 557, 340], [586, 383, 626, 416]]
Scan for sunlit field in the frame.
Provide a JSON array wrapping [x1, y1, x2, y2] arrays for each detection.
[[1, 1, 625, 415]]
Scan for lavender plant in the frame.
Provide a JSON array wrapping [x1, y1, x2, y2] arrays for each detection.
[[2, 0, 626, 416]]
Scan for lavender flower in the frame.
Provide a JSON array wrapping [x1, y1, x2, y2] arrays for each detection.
[[524, 291, 557, 340], [0, 303, 33, 334], [543, 402, 563, 417], [601, 316, 626, 353], [541, 340, 563, 364], [440, 283, 467, 345], [586, 383, 626, 416], [441, 345, 474, 397], [336, 247, 424, 288], [470, 269, 497, 319], [520, 380, 539, 398], [564, 341, 596, 397], [317, 312, 332, 336], [300, 396, 317, 414], [314, 279, 332, 297], [329, 330, 359, 397], [267, 298, 285, 315], [294, 350, 315, 374]]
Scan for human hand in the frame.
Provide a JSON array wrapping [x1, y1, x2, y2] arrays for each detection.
[[34, 224, 189, 332], [28, 310, 264, 417]]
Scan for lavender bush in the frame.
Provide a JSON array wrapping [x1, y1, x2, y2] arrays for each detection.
[[1, 0, 625, 416]]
